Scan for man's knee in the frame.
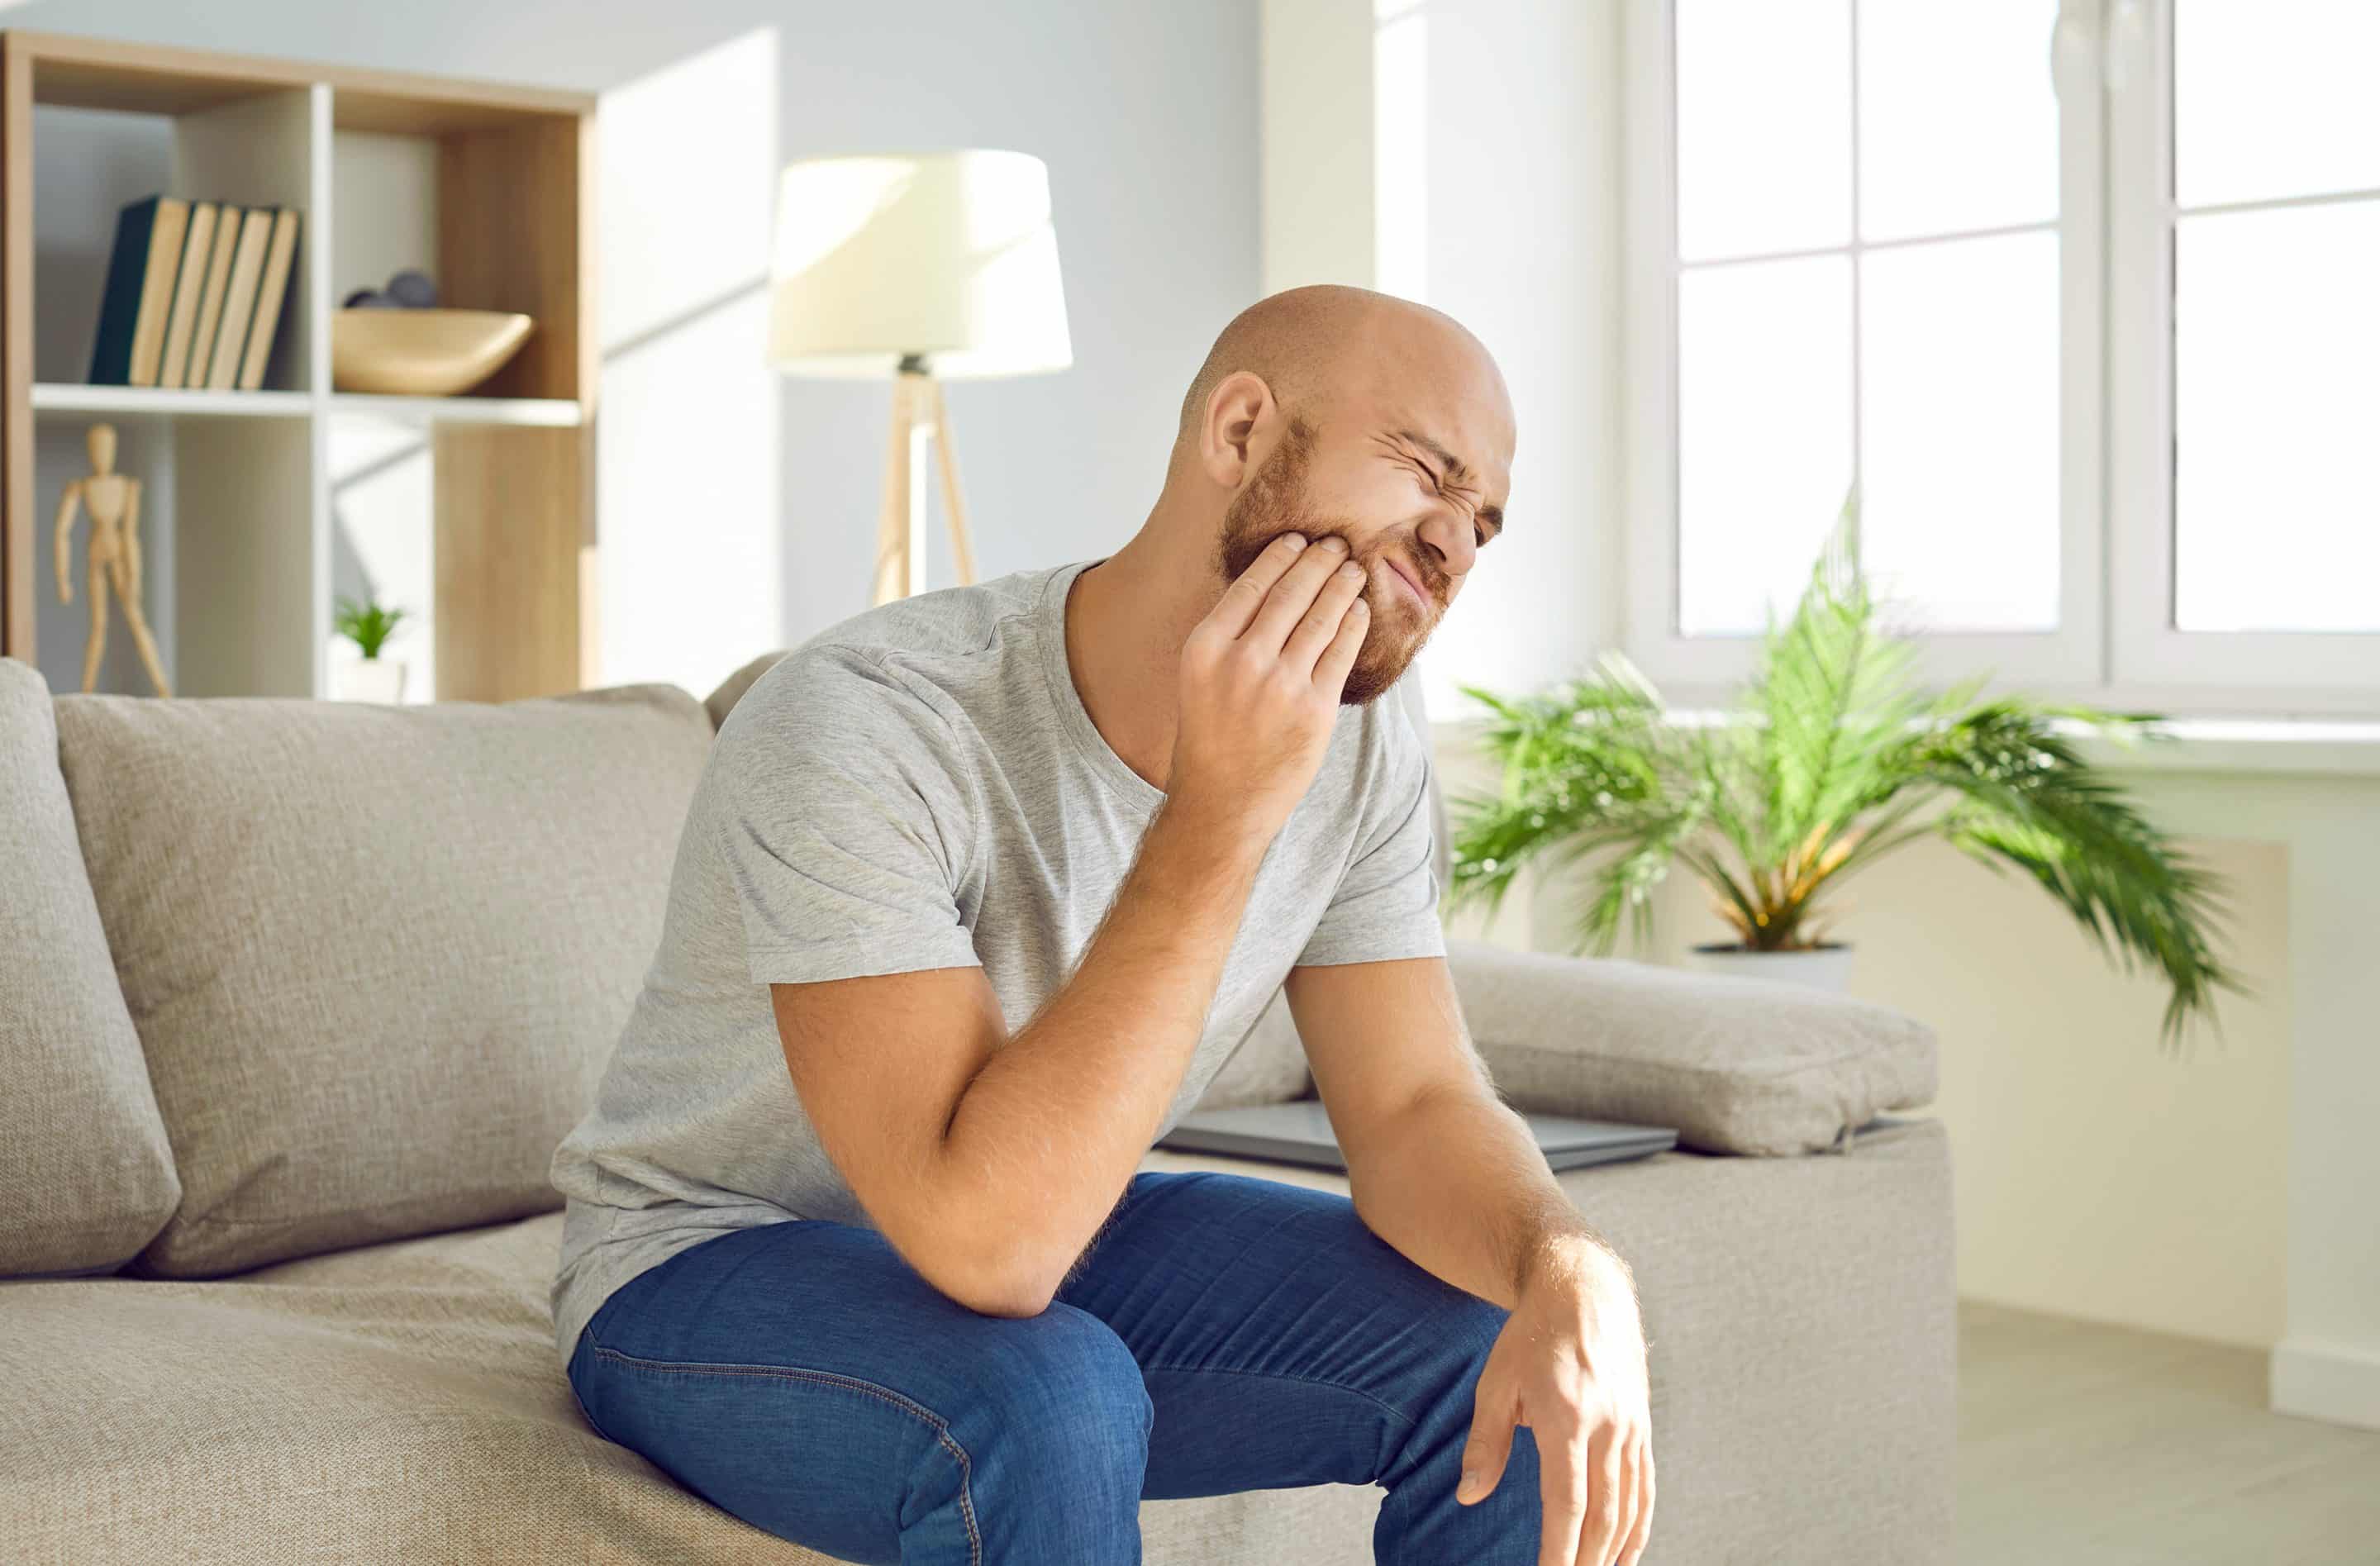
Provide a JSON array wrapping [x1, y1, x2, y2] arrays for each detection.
[[1436, 1293, 1511, 1378], [959, 1303, 1153, 1497], [1400, 1292, 1513, 1454]]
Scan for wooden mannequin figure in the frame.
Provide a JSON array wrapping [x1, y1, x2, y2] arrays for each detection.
[[54, 421, 170, 696]]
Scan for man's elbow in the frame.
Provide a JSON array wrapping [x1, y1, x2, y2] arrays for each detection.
[[903, 1226, 1064, 1319]]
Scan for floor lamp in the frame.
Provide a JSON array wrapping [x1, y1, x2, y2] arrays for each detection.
[[767, 150, 1073, 606]]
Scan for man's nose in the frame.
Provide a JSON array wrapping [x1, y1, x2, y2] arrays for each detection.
[[1417, 505, 1477, 581]]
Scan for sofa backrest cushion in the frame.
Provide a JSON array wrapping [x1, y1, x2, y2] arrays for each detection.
[[54, 683, 712, 1277], [0, 658, 181, 1278]]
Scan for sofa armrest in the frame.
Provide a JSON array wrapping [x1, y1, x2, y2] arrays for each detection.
[[1445, 937, 1939, 1157]]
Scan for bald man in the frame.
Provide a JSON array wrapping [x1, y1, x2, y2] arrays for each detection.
[[550, 285, 1654, 1566]]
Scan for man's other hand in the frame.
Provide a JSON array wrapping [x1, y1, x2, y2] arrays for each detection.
[[1456, 1240, 1654, 1566]]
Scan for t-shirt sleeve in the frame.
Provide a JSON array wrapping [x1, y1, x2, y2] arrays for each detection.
[[1294, 703, 1449, 968], [712, 647, 983, 987]]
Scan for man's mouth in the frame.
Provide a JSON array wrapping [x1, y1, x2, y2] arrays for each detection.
[[1380, 553, 1430, 612]]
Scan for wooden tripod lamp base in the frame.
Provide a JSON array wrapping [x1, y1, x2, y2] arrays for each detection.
[[873, 359, 978, 607], [768, 151, 1070, 607]]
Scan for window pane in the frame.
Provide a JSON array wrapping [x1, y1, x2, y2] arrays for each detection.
[[1678, 255, 1854, 635], [1675, 0, 1850, 261], [1859, 0, 2059, 242], [1860, 232, 2061, 631], [2175, 202, 2380, 632], [2177, 0, 2380, 209]]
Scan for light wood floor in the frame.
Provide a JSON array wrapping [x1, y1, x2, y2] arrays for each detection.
[[1959, 1302, 2380, 1564]]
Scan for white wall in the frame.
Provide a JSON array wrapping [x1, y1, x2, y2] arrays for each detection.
[[1260, 0, 1375, 294], [24, 0, 1260, 698]]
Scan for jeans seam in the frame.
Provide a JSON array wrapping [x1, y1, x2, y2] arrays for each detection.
[[1140, 1359, 1419, 1430], [586, 1344, 983, 1566], [567, 1352, 620, 1446]]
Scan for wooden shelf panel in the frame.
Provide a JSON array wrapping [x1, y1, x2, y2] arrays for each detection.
[[330, 393, 586, 428], [32, 384, 584, 428], [16, 31, 590, 129], [32, 383, 311, 418]]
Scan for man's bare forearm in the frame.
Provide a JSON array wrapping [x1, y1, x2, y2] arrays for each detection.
[[932, 793, 1269, 1302], [1351, 1085, 1627, 1311]]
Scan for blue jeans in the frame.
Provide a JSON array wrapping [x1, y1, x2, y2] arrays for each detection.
[[565, 1169, 1540, 1564]]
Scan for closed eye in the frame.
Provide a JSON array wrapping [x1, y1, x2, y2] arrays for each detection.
[[1417, 462, 1497, 547]]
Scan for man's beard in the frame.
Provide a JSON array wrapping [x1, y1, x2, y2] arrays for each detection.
[[1213, 416, 1440, 707]]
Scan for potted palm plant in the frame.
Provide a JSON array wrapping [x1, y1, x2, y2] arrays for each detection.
[[331, 596, 409, 704], [1445, 497, 2242, 1045]]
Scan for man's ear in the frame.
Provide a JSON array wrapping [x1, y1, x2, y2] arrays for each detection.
[[1198, 370, 1276, 489]]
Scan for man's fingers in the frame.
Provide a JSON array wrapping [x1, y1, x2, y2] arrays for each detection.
[[1456, 1377, 1517, 1506], [1283, 557, 1368, 678], [1573, 1426, 1624, 1566], [1616, 1442, 1654, 1566], [1603, 1438, 1638, 1566], [1311, 591, 1368, 695], [1242, 535, 1352, 651], [1201, 531, 1311, 640], [1536, 1426, 1591, 1566]]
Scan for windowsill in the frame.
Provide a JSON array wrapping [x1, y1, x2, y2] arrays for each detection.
[[2065, 720, 2380, 778], [1430, 713, 2380, 779]]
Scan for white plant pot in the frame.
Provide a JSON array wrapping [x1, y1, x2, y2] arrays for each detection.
[[1687, 942, 1854, 992], [332, 658, 407, 704]]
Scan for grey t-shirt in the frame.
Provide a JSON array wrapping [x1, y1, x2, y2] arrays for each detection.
[[547, 556, 1445, 1366]]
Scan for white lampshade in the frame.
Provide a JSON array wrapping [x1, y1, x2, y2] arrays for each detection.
[[767, 149, 1073, 380]]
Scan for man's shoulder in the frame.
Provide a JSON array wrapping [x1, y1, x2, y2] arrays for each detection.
[[807, 563, 1062, 665], [717, 563, 1069, 754]]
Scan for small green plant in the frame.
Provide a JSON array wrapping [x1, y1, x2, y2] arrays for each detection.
[[1445, 493, 2244, 1047], [333, 596, 407, 661]]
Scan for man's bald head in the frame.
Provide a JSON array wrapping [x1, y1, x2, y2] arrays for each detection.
[[1172, 284, 1502, 458], [1154, 284, 1515, 707]]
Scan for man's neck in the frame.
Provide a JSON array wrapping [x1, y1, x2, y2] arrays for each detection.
[[1062, 508, 1221, 797]]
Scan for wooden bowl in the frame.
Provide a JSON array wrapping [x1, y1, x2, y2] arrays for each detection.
[[331, 308, 534, 396]]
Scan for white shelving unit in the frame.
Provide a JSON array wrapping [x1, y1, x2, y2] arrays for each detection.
[[32, 383, 584, 428], [3, 31, 597, 703], [31, 384, 314, 420]]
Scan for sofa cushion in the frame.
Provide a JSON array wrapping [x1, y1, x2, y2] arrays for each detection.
[[1445, 937, 1940, 1156], [0, 1209, 1388, 1565], [0, 658, 179, 1278], [53, 684, 712, 1277], [706, 649, 784, 732]]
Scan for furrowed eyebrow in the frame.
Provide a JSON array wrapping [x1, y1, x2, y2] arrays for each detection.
[[1383, 427, 1504, 535], [1389, 427, 1473, 484]]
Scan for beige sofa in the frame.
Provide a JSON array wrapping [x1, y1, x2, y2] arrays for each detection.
[[0, 652, 1953, 1564]]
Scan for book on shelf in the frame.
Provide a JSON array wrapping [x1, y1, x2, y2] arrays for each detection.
[[86, 195, 190, 387], [183, 203, 243, 388], [154, 201, 220, 389], [202, 207, 275, 392], [236, 208, 302, 392]]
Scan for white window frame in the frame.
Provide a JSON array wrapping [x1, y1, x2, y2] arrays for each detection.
[[2105, 0, 2380, 710], [1621, 0, 2380, 717]]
